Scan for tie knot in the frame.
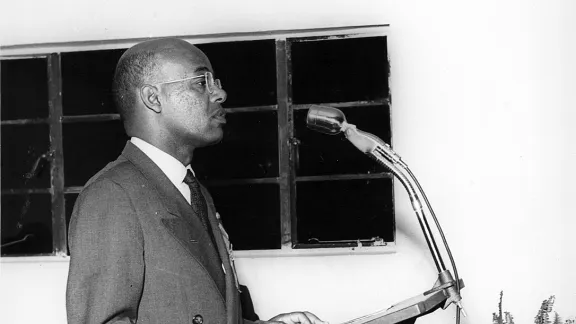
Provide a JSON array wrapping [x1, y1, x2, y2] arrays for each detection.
[[183, 169, 198, 187]]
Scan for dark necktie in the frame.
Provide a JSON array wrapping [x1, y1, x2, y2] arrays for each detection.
[[183, 170, 211, 231], [183, 170, 224, 277]]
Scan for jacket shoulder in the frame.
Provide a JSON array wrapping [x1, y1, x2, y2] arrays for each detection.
[[84, 156, 145, 189]]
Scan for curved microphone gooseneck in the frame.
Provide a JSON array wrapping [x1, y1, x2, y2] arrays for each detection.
[[306, 105, 465, 324]]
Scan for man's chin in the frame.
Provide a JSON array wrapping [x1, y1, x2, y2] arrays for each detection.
[[195, 132, 224, 148]]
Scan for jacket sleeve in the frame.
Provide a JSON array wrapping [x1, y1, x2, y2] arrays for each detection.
[[239, 285, 260, 322], [66, 179, 144, 324]]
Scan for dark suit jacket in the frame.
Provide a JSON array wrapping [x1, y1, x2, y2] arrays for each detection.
[[67, 141, 249, 324]]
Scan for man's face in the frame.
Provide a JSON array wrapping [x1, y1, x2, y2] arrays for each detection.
[[157, 46, 227, 148]]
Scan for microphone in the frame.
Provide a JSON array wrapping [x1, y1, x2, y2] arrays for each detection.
[[305, 104, 347, 135], [306, 105, 403, 165], [305, 104, 466, 323]]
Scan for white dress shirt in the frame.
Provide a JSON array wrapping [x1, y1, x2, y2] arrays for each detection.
[[130, 137, 193, 204], [131, 138, 233, 276]]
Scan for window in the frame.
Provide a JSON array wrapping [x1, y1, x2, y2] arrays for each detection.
[[1, 56, 59, 256], [1, 26, 393, 256]]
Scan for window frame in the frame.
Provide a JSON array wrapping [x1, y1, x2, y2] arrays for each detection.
[[1, 25, 395, 258], [1, 54, 66, 256]]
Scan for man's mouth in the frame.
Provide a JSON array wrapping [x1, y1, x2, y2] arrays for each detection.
[[212, 109, 227, 124]]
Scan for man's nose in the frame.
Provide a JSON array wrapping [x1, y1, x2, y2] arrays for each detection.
[[211, 88, 227, 104]]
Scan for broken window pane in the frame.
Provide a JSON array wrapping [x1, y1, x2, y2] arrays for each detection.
[[1, 124, 51, 189], [1, 194, 53, 256]]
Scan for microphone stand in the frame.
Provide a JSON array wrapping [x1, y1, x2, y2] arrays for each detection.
[[306, 106, 465, 324]]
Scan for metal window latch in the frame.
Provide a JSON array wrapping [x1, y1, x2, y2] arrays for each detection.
[[288, 137, 301, 146], [24, 150, 54, 180]]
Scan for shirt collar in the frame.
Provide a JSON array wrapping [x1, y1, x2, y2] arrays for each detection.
[[130, 137, 193, 187]]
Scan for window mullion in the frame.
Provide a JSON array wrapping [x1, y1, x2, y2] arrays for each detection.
[[275, 39, 296, 249], [47, 53, 67, 255]]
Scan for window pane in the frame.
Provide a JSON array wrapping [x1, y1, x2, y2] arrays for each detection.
[[207, 184, 280, 250], [63, 121, 128, 186], [1, 124, 51, 189], [1, 58, 49, 120], [193, 111, 278, 180], [1, 193, 53, 256], [296, 179, 394, 244], [65, 193, 79, 255], [62, 49, 125, 116], [291, 36, 389, 104], [197, 40, 277, 108], [294, 105, 391, 176], [65, 193, 78, 228]]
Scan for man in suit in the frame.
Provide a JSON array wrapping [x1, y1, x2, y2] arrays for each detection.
[[66, 38, 327, 324]]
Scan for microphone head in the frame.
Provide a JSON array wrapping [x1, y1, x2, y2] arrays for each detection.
[[306, 105, 347, 135]]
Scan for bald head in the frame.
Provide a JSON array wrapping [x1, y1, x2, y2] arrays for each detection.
[[112, 38, 207, 134]]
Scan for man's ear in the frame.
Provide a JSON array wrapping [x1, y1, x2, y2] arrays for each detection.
[[140, 84, 162, 113]]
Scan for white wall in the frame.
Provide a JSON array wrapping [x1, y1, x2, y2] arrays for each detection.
[[2, 1, 576, 323]]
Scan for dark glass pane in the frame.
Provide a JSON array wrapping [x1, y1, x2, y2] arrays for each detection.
[[65, 193, 79, 255], [291, 36, 389, 104], [1, 124, 51, 189], [197, 40, 277, 108], [63, 120, 128, 186], [193, 111, 278, 180], [1, 193, 53, 256], [62, 49, 125, 115], [1, 58, 49, 120], [294, 105, 391, 176], [296, 179, 394, 244], [207, 184, 280, 250], [65, 193, 79, 231]]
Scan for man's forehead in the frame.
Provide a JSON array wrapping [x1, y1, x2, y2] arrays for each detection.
[[158, 48, 213, 78], [126, 38, 212, 78]]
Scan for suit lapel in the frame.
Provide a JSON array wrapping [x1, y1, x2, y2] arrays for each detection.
[[201, 186, 243, 324], [120, 141, 226, 298]]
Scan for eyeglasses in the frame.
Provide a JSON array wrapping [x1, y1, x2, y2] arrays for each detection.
[[154, 71, 223, 94]]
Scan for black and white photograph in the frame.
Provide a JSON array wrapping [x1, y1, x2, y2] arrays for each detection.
[[1, 1, 575, 324]]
